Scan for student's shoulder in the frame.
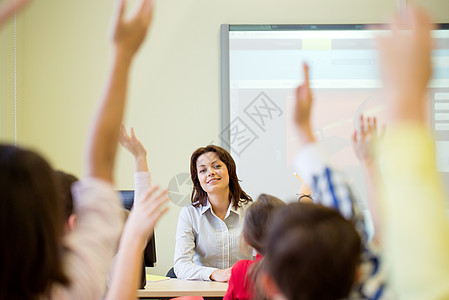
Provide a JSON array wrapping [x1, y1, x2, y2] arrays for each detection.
[[232, 259, 255, 276]]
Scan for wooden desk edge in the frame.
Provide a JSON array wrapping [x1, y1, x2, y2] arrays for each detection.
[[137, 279, 227, 298], [137, 290, 225, 297]]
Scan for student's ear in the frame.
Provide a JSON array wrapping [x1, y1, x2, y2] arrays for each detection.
[[260, 271, 286, 300], [354, 264, 363, 284], [67, 214, 77, 232]]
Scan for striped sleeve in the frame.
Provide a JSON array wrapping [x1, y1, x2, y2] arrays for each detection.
[[55, 177, 124, 300], [294, 143, 389, 300]]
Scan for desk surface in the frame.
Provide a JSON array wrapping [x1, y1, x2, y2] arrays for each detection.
[[137, 279, 228, 298]]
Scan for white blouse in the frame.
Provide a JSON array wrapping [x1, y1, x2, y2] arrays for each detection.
[[174, 200, 252, 281]]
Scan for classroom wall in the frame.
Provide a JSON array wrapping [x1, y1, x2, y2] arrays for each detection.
[[0, 20, 14, 142], [1, 0, 448, 276], [0, 14, 23, 144]]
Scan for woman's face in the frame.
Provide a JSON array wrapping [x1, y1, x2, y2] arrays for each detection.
[[196, 151, 230, 195]]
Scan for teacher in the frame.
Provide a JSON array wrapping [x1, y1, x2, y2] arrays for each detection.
[[174, 145, 252, 282]]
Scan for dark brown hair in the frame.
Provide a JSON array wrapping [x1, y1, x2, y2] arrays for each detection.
[[55, 170, 79, 221], [0, 145, 69, 300], [190, 145, 251, 210], [243, 193, 285, 255], [262, 203, 361, 300]]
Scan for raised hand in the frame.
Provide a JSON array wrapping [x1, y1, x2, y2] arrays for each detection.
[[111, 0, 154, 60], [106, 185, 169, 300], [352, 114, 384, 243], [86, 0, 155, 181], [294, 63, 315, 144], [119, 126, 147, 158], [124, 185, 169, 246], [352, 115, 384, 165], [377, 5, 434, 123], [119, 125, 149, 172]]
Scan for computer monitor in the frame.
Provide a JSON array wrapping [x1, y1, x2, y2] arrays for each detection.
[[118, 190, 157, 268]]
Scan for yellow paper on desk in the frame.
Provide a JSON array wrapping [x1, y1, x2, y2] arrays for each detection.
[[146, 274, 169, 282]]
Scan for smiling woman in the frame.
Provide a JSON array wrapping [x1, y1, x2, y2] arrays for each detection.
[[173, 145, 252, 282], [196, 151, 230, 199]]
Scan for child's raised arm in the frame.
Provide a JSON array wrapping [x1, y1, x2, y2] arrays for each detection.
[[377, 5, 433, 124], [106, 185, 169, 300], [352, 115, 383, 243], [85, 0, 153, 182], [377, 6, 449, 299], [292, 64, 388, 299], [294, 63, 315, 146]]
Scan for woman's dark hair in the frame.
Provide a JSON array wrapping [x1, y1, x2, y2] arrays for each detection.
[[262, 203, 362, 300], [190, 145, 251, 210], [55, 170, 79, 221], [243, 194, 285, 255], [0, 145, 69, 300]]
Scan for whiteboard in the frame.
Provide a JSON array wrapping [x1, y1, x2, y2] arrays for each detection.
[[220, 24, 449, 208]]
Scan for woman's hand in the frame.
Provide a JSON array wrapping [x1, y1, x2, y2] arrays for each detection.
[[210, 268, 231, 282]]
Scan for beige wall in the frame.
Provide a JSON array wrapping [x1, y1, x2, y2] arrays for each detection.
[[0, 20, 14, 143], [1, 0, 448, 276], [0, 14, 21, 144]]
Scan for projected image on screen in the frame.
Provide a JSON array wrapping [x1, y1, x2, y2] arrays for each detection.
[[222, 25, 449, 213]]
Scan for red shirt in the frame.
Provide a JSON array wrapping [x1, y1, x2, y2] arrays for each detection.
[[224, 254, 262, 300]]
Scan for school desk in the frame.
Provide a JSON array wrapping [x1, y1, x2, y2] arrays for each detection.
[[137, 278, 228, 299]]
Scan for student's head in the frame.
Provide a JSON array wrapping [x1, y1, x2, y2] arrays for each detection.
[[261, 202, 361, 300], [190, 145, 251, 209], [55, 170, 79, 232], [243, 194, 285, 255], [0, 145, 69, 300]]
